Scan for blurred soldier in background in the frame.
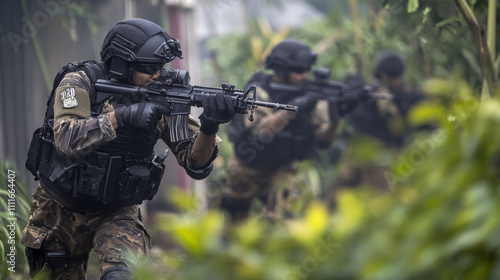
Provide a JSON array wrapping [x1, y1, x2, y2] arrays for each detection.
[[223, 39, 342, 223], [22, 18, 234, 280], [328, 50, 427, 203]]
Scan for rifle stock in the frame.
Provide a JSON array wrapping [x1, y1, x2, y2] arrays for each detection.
[[95, 68, 297, 142]]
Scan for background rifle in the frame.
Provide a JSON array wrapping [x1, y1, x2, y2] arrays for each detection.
[[308, 67, 394, 101], [268, 67, 393, 102], [95, 68, 297, 142]]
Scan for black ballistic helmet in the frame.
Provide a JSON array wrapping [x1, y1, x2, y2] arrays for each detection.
[[265, 39, 317, 78], [100, 18, 183, 83], [374, 50, 405, 79]]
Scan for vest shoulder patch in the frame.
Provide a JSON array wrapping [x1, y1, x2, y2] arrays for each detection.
[[61, 88, 78, 108]]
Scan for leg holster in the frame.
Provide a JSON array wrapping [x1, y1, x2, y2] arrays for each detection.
[[44, 250, 88, 268], [25, 247, 88, 278], [26, 247, 45, 279]]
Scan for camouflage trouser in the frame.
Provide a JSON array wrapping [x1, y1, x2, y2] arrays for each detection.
[[327, 151, 392, 208], [226, 157, 299, 222], [21, 185, 151, 279]]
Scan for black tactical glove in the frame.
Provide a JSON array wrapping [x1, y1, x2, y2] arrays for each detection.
[[114, 102, 170, 130], [337, 74, 365, 117], [290, 95, 317, 116], [338, 94, 360, 117], [199, 92, 236, 135], [328, 101, 341, 123]]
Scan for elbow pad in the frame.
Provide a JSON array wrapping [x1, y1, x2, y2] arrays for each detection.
[[184, 162, 214, 180]]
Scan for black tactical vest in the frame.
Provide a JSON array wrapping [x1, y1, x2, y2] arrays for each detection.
[[228, 72, 316, 168], [28, 60, 165, 212]]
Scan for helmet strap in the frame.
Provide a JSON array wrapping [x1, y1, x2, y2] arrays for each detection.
[[274, 68, 290, 84], [109, 57, 130, 83], [127, 65, 135, 85]]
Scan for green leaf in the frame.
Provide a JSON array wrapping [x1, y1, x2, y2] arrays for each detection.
[[422, 79, 456, 96], [435, 16, 458, 28], [407, 0, 419, 13], [408, 102, 446, 125]]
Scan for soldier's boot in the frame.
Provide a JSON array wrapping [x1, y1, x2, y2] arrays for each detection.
[[101, 266, 134, 280]]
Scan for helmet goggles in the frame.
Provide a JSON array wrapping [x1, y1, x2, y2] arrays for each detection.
[[133, 62, 165, 75], [289, 67, 310, 74]]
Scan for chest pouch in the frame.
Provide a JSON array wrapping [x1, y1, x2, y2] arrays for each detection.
[[111, 150, 168, 206], [44, 150, 167, 207]]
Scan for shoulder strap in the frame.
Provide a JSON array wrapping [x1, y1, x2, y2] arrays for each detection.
[[81, 61, 108, 116], [43, 60, 108, 131], [245, 72, 268, 90]]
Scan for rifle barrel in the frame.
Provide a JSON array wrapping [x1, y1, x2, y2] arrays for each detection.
[[250, 100, 298, 111]]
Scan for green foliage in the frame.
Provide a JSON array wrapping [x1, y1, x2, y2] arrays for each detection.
[[204, 0, 486, 214], [0, 161, 31, 279], [204, 19, 290, 88], [148, 2, 500, 279], [207, 0, 486, 90], [137, 78, 500, 279]]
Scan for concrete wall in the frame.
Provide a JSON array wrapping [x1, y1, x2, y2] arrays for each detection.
[[0, 0, 197, 215]]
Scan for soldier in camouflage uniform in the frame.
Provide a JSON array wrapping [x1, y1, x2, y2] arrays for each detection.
[[223, 39, 341, 223], [329, 50, 427, 200], [22, 18, 234, 279]]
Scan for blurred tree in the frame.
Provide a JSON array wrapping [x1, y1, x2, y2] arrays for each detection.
[[392, 0, 499, 97]]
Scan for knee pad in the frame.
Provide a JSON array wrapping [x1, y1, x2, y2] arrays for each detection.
[[101, 266, 133, 280]]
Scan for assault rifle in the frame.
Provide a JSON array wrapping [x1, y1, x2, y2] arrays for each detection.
[[95, 68, 298, 142], [268, 67, 393, 102], [308, 67, 393, 101], [266, 67, 393, 119]]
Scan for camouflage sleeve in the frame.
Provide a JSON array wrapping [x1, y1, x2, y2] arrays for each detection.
[[53, 71, 116, 159], [312, 100, 338, 144], [159, 115, 221, 169], [311, 100, 332, 129]]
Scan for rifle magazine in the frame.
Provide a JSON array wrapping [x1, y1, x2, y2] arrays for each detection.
[[169, 114, 189, 142]]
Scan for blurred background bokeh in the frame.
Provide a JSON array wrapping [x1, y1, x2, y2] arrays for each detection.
[[1, 0, 500, 279]]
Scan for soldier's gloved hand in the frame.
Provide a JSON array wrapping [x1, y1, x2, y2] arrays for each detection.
[[338, 74, 365, 117], [338, 94, 360, 117], [290, 95, 317, 116], [328, 101, 341, 123], [199, 92, 235, 135], [114, 102, 170, 130]]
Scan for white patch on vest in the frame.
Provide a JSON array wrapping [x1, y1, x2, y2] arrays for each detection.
[[61, 88, 78, 108]]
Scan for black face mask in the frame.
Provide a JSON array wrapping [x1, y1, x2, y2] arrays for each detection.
[[133, 63, 165, 75]]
